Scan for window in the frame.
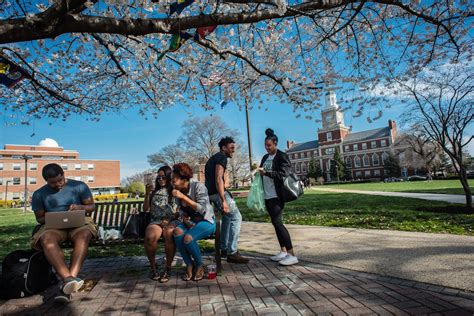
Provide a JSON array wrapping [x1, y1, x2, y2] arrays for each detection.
[[353, 144, 358, 151], [355, 171, 362, 177], [382, 152, 389, 165], [344, 145, 350, 152], [74, 176, 81, 181], [354, 156, 361, 168], [345, 157, 352, 168], [327, 132, 332, 141], [61, 164, 68, 170], [363, 154, 370, 167], [326, 148, 335, 155], [13, 164, 21, 171], [296, 164, 300, 173], [326, 160, 331, 171], [365, 170, 371, 177], [75, 164, 81, 170], [302, 164, 306, 173], [87, 164, 94, 170], [371, 141, 377, 148], [0, 163, 3, 170], [362, 143, 367, 150], [314, 150, 318, 157], [374, 170, 381, 176], [292, 164, 296, 172], [13, 177, 21, 185], [87, 176, 94, 183], [381, 139, 387, 147], [372, 154, 380, 166], [29, 177, 37, 184], [29, 163, 37, 171], [0, 178, 3, 185], [12, 192, 20, 199], [304, 152, 308, 158]]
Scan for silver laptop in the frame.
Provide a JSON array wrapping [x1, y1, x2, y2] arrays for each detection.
[[45, 210, 86, 229]]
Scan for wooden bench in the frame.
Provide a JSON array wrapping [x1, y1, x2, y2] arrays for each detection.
[[92, 201, 222, 274]]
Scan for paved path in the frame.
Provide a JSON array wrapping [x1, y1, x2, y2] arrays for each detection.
[[1, 255, 473, 315], [239, 222, 474, 292], [310, 187, 468, 204]]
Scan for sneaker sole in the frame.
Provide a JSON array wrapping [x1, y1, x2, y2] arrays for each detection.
[[54, 295, 71, 304], [270, 256, 286, 262], [62, 280, 84, 295], [279, 259, 299, 266]]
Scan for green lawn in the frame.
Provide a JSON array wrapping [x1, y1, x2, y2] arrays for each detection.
[[236, 190, 473, 236], [321, 179, 473, 195]]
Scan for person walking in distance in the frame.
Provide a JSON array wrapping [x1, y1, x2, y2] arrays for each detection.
[[257, 129, 298, 266]]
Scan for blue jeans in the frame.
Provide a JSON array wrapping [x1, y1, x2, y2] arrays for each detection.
[[210, 191, 242, 254], [174, 221, 216, 267]]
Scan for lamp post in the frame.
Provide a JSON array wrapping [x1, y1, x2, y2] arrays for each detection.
[[244, 97, 253, 171], [4, 180, 12, 208], [20, 154, 32, 213]]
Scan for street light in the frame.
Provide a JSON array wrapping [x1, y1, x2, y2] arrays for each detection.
[[20, 154, 32, 213], [4, 180, 12, 208]]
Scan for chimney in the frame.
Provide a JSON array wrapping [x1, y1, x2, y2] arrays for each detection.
[[388, 120, 398, 142], [287, 140, 295, 149]]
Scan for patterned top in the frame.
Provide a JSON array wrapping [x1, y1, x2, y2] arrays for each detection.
[[149, 188, 177, 224]]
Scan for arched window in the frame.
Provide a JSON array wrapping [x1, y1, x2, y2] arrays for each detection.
[[345, 157, 352, 168], [302, 163, 307, 173], [372, 154, 380, 166], [382, 152, 389, 165], [354, 156, 361, 168], [363, 154, 370, 167]]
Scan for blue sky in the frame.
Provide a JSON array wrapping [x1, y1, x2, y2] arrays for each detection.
[[1, 95, 413, 180]]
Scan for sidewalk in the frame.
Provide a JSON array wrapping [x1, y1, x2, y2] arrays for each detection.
[[239, 222, 474, 292], [1, 255, 473, 315], [310, 187, 468, 204]]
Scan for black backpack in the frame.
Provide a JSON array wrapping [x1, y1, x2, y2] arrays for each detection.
[[0, 250, 58, 299]]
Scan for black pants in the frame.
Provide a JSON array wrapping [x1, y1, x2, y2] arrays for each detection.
[[265, 198, 293, 251]]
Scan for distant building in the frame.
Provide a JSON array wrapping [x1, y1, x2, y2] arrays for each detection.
[[286, 91, 397, 180], [0, 138, 120, 201]]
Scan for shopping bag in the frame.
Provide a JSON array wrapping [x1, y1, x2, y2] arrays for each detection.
[[246, 173, 266, 213]]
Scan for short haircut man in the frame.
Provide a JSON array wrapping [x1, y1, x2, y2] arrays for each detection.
[[31, 163, 97, 303]]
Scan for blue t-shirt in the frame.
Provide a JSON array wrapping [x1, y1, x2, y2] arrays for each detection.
[[32, 179, 93, 213]]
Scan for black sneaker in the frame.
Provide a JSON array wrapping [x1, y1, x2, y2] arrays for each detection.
[[54, 292, 71, 304], [227, 252, 249, 264], [221, 250, 228, 258]]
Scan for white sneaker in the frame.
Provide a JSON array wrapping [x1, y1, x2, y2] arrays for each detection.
[[270, 251, 287, 262], [279, 254, 299, 266]]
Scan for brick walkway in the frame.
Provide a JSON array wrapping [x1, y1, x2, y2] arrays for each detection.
[[1, 254, 473, 315]]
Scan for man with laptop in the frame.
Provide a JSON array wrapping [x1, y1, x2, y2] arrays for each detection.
[[31, 163, 97, 303]]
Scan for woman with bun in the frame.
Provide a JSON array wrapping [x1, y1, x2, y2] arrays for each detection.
[[257, 128, 298, 266]]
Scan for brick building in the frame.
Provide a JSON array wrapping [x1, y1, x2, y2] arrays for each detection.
[[0, 138, 120, 201], [286, 91, 398, 180]]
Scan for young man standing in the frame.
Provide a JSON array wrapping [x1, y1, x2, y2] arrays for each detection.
[[205, 137, 249, 264], [30, 163, 97, 303]]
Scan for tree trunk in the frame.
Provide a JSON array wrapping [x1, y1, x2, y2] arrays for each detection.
[[458, 167, 472, 213]]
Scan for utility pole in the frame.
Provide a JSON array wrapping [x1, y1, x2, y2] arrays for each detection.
[[20, 154, 32, 213], [244, 96, 253, 171]]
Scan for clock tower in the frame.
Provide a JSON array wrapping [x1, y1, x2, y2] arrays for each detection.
[[318, 90, 350, 145]]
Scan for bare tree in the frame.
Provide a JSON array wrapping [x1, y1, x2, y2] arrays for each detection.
[[400, 60, 473, 212], [178, 116, 238, 161], [395, 132, 444, 174], [227, 144, 251, 188], [147, 144, 189, 168], [0, 1, 471, 123]]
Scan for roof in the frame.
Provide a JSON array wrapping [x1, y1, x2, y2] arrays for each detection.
[[286, 140, 319, 153], [344, 127, 391, 143]]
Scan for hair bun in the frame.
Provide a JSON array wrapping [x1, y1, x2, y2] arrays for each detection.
[[265, 128, 275, 137]]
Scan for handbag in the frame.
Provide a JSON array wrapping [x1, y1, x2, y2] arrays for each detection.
[[281, 173, 304, 202], [122, 211, 150, 239]]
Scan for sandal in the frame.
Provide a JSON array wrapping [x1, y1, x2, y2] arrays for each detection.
[[150, 270, 160, 281], [182, 265, 193, 281], [193, 266, 205, 281], [159, 268, 171, 283]]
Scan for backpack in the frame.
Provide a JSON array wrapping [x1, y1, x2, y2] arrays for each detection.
[[0, 250, 58, 299]]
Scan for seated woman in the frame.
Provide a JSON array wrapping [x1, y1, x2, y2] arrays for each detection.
[[143, 166, 179, 282], [171, 163, 216, 281]]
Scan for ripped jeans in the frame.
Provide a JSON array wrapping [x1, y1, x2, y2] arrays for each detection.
[[174, 220, 216, 267]]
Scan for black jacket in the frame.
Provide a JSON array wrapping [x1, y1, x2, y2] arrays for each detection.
[[259, 149, 292, 200]]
